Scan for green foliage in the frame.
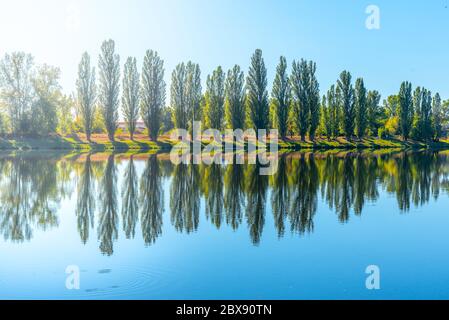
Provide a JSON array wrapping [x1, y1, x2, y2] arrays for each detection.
[[0, 52, 36, 135], [271, 56, 290, 139], [170, 61, 201, 132], [412, 87, 433, 141], [398, 82, 413, 140], [432, 93, 443, 140], [0, 111, 7, 136], [76, 52, 96, 141], [161, 106, 174, 133], [122, 57, 140, 140], [246, 49, 269, 132], [224, 65, 245, 130], [355, 78, 367, 138], [204, 66, 225, 130], [385, 116, 399, 136], [92, 107, 106, 133], [385, 94, 400, 117], [186, 62, 202, 133], [366, 90, 382, 136], [57, 95, 75, 135], [320, 95, 332, 139], [290, 59, 312, 141], [337, 71, 355, 139], [141, 50, 165, 140], [308, 62, 320, 140], [98, 39, 120, 141], [171, 63, 188, 129], [31, 64, 61, 135]]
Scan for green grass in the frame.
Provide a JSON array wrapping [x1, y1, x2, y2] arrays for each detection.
[[1, 135, 449, 151], [0, 135, 171, 151]]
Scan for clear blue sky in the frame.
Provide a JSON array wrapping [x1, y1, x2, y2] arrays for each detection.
[[1, 0, 448, 100]]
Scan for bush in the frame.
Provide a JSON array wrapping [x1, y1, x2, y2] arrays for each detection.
[[378, 127, 387, 139]]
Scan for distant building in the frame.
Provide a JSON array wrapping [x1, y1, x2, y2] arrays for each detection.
[[117, 120, 146, 133]]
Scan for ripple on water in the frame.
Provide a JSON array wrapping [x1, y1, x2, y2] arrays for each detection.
[[75, 265, 180, 299]]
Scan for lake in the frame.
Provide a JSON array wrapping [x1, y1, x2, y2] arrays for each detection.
[[0, 150, 448, 299]]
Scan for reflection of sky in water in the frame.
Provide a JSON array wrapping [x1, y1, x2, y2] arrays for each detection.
[[0, 151, 449, 299]]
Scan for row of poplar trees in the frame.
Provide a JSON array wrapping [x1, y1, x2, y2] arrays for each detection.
[[76, 40, 445, 142]]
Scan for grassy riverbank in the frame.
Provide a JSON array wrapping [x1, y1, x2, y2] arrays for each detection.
[[1, 133, 449, 151]]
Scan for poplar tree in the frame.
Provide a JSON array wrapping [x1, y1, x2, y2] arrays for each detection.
[[271, 56, 290, 139], [204, 66, 225, 129], [398, 81, 413, 141], [328, 85, 340, 138], [224, 65, 245, 130], [290, 59, 309, 141], [337, 71, 355, 139], [186, 61, 202, 133], [413, 87, 433, 141], [321, 95, 332, 140], [141, 50, 165, 140], [98, 39, 120, 141], [308, 61, 320, 141], [76, 52, 96, 141], [366, 90, 381, 136], [432, 93, 443, 141], [355, 78, 367, 139], [171, 63, 188, 129], [122, 57, 139, 140], [246, 49, 269, 132]]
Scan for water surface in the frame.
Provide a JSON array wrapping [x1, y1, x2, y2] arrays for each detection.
[[0, 150, 449, 299]]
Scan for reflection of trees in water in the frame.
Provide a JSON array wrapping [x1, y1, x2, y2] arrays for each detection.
[[170, 162, 200, 233], [76, 154, 95, 243], [97, 155, 118, 256], [121, 156, 138, 239], [245, 162, 268, 245], [140, 155, 163, 245], [270, 156, 289, 237], [289, 154, 318, 233], [224, 158, 245, 230], [2, 151, 449, 251], [0, 156, 63, 242], [202, 163, 224, 229]]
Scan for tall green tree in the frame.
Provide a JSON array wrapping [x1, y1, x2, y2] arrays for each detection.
[[308, 61, 320, 140], [57, 94, 75, 135], [337, 71, 355, 139], [432, 93, 443, 141], [320, 95, 332, 140], [224, 65, 245, 130], [290, 59, 309, 141], [398, 82, 413, 140], [171, 63, 188, 129], [0, 52, 34, 135], [186, 62, 202, 133], [31, 65, 61, 135], [246, 49, 269, 132], [366, 90, 381, 136], [271, 56, 290, 139], [98, 39, 120, 141], [204, 66, 225, 129], [328, 85, 340, 138], [141, 50, 165, 140], [76, 52, 96, 141], [122, 57, 140, 140], [354, 78, 367, 139], [413, 87, 433, 141]]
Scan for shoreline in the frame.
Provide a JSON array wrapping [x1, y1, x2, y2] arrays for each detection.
[[1, 135, 449, 152]]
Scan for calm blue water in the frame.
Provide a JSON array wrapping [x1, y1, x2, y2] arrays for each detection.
[[0, 151, 448, 299]]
